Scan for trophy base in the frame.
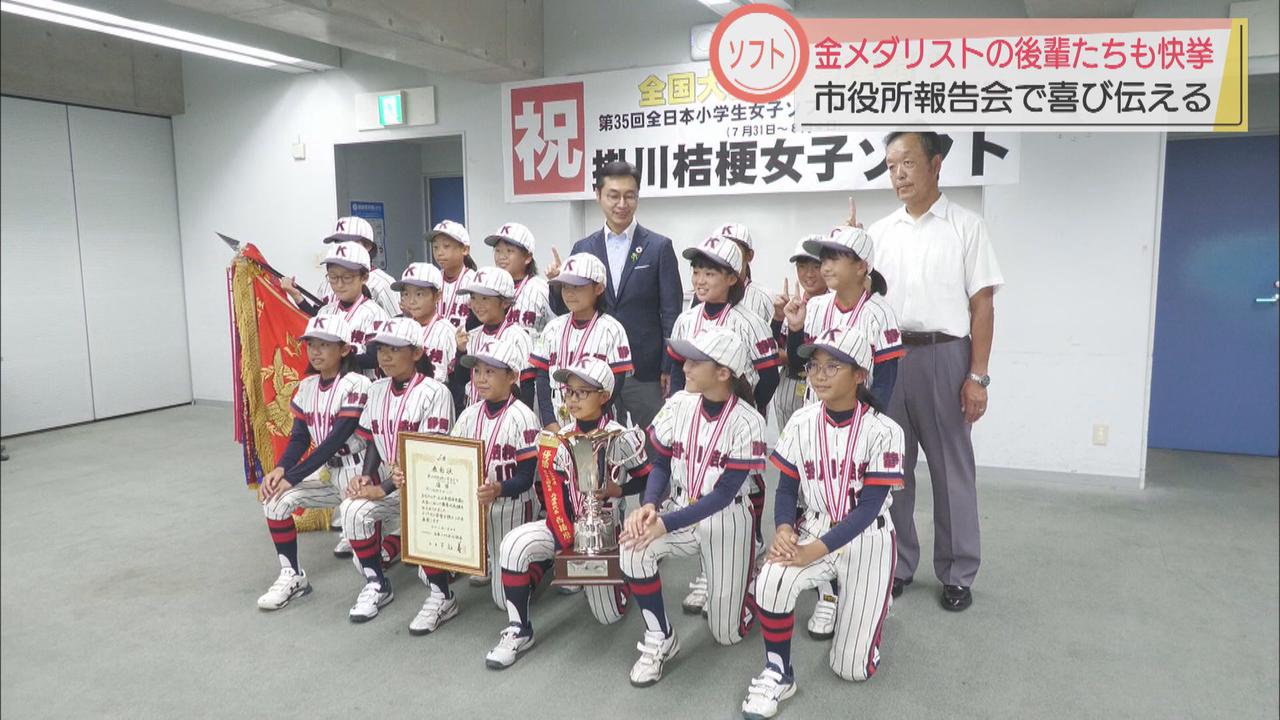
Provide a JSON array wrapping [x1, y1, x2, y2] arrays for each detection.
[[552, 549, 624, 586]]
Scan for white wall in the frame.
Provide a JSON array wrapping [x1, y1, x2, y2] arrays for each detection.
[[335, 140, 427, 271]]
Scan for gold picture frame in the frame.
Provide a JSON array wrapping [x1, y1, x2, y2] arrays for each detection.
[[397, 432, 487, 576]]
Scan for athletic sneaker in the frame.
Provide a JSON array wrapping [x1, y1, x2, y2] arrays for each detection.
[[332, 537, 353, 558], [469, 573, 491, 587], [629, 629, 680, 687], [807, 595, 838, 640], [741, 666, 797, 720], [348, 579, 393, 623], [484, 624, 535, 669], [257, 559, 311, 610], [408, 591, 459, 635], [555, 584, 583, 595], [681, 574, 708, 614]]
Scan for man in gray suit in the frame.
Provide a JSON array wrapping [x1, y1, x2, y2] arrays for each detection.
[[867, 132, 1004, 612], [547, 160, 684, 429]]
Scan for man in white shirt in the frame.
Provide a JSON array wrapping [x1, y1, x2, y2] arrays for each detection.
[[865, 131, 1003, 612]]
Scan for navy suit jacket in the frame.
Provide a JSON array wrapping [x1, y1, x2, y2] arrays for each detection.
[[551, 224, 683, 382]]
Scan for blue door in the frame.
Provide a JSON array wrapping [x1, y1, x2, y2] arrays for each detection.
[[1149, 135, 1279, 456], [427, 176, 465, 229]]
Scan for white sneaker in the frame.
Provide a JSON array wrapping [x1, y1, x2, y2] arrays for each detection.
[[256, 559, 311, 610], [807, 595, 838, 640], [484, 624, 535, 669], [408, 592, 459, 635], [469, 573, 491, 587], [348, 579, 393, 623], [629, 629, 680, 687], [555, 584, 583, 595], [681, 574, 708, 615], [741, 666, 797, 720], [332, 537, 353, 558]]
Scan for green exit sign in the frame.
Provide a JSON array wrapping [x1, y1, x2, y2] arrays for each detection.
[[378, 92, 405, 126]]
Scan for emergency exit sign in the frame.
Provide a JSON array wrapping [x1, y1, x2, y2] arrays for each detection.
[[378, 92, 405, 126]]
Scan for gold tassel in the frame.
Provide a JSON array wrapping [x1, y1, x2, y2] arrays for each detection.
[[293, 507, 333, 533]]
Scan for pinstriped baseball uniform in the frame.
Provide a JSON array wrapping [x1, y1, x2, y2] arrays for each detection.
[[506, 275, 554, 334], [740, 282, 775, 326], [800, 292, 904, 405], [339, 373, 454, 549], [452, 397, 543, 610], [758, 402, 905, 681], [438, 267, 477, 329], [317, 296, 390, 356], [530, 312, 633, 424], [619, 391, 767, 646], [263, 372, 371, 522], [668, 304, 780, 386], [414, 315, 458, 385]]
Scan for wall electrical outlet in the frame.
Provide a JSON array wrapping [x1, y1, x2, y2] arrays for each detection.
[[1092, 424, 1109, 446]]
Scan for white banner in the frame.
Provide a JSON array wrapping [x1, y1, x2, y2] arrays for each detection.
[[501, 61, 1020, 202]]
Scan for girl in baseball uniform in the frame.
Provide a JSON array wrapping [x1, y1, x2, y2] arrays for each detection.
[[483, 356, 650, 670], [530, 252, 633, 431], [451, 267, 537, 409], [771, 237, 829, 430], [619, 329, 767, 688], [713, 222, 775, 325], [284, 242, 390, 362], [320, 216, 401, 317], [399, 341, 542, 634], [255, 315, 370, 610], [785, 225, 904, 409], [392, 262, 456, 386], [429, 220, 478, 330], [779, 225, 905, 642], [340, 318, 455, 623], [668, 234, 781, 615], [485, 222, 554, 334], [741, 328, 905, 720]]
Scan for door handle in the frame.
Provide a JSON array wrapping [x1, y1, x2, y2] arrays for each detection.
[[1258, 294, 1279, 304]]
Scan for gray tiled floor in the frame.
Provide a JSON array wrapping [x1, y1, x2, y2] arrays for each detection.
[[1, 406, 1276, 719]]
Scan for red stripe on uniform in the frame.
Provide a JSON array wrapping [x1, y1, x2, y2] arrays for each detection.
[[628, 576, 662, 596], [501, 570, 531, 588]]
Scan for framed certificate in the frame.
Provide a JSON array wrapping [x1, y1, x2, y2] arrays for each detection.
[[397, 432, 487, 576]]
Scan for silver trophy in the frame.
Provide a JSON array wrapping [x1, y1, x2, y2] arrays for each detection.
[[544, 425, 644, 584]]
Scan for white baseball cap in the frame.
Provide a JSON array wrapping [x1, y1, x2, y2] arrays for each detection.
[[789, 236, 822, 263], [461, 266, 516, 299], [552, 253, 607, 287], [300, 315, 352, 345], [668, 327, 751, 379], [484, 222, 536, 255], [681, 235, 744, 275], [370, 317, 425, 348], [714, 222, 753, 250], [322, 241, 371, 272], [459, 339, 525, 374], [325, 216, 375, 246], [392, 262, 443, 291], [552, 356, 616, 397], [429, 219, 471, 248], [803, 225, 874, 269], [798, 326, 874, 375]]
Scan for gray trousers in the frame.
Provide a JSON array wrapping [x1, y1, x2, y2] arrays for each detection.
[[886, 337, 981, 587], [618, 377, 663, 430]]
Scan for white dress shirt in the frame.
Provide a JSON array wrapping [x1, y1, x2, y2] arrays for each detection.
[[602, 218, 638, 288], [868, 193, 1004, 338]]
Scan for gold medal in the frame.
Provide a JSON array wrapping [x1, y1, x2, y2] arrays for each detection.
[[795, 380, 808, 400], [319, 467, 332, 484], [557, 404, 571, 425]]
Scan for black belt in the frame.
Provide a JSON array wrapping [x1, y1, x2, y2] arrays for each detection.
[[901, 331, 963, 346], [328, 451, 361, 468]]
